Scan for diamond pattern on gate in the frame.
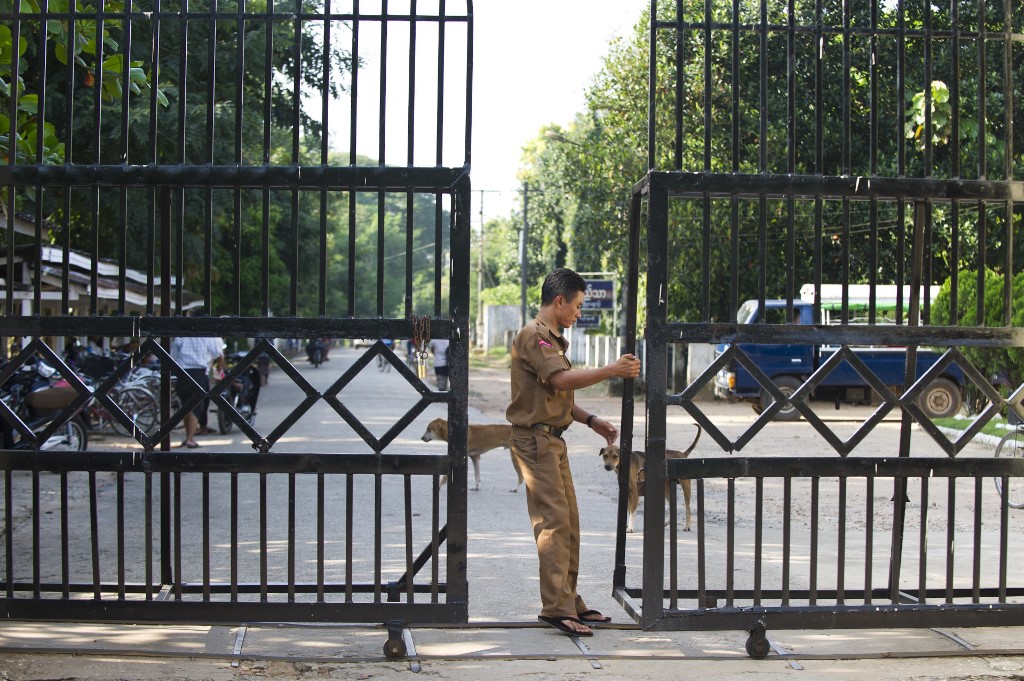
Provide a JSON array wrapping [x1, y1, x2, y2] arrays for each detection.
[[673, 344, 787, 452], [197, 339, 435, 453], [320, 339, 435, 453], [899, 347, 1009, 457], [677, 344, 1012, 458], [21, 336, 441, 454], [794, 347, 898, 456], [676, 344, 900, 456]]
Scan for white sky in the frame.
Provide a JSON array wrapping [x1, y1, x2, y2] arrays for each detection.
[[326, 1, 647, 227], [470, 1, 646, 223]]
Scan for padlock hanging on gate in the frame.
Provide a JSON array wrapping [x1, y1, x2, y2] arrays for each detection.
[[411, 314, 431, 382]]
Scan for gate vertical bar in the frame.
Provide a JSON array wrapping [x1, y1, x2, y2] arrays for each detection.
[[160, 187, 173, 586], [641, 179, 669, 628], [615, 190, 643, 591], [446, 173, 472, 618], [890, 200, 926, 599]]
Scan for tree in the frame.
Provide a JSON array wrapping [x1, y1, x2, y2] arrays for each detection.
[[1, 0, 461, 323], [932, 269, 1024, 390], [0, 0, 163, 169], [518, 1, 1022, 325]]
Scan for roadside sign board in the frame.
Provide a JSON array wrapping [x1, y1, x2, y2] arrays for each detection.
[[583, 280, 614, 310], [576, 315, 601, 328]]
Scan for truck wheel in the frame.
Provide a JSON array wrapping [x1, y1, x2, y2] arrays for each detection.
[[918, 377, 961, 419], [760, 376, 802, 421]]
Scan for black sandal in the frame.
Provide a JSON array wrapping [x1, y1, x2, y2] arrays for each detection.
[[578, 609, 611, 623], [538, 615, 593, 637]]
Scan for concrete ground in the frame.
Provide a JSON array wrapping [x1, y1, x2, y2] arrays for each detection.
[[2, 620, 1024, 680], [1, 344, 1022, 680]]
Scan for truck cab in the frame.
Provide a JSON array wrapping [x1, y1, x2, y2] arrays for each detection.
[[713, 294, 963, 420]]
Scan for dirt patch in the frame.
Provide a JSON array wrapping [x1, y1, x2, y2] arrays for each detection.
[[467, 353, 513, 419]]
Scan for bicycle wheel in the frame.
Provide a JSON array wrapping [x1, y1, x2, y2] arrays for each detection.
[[111, 387, 159, 437], [993, 429, 1024, 509]]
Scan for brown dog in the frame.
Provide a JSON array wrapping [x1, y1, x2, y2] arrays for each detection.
[[599, 425, 701, 532], [420, 417, 523, 492]]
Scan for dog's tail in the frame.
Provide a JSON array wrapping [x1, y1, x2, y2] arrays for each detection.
[[682, 424, 702, 456]]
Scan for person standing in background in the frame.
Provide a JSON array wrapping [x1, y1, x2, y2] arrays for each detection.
[[171, 316, 225, 449], [429, 337, 450, 391]]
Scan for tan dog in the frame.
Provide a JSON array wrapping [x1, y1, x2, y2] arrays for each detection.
[[420, 417, 523, 492], [599, 426, 701, 533]]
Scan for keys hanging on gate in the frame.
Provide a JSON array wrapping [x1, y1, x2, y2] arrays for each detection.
[[411, 315, 431, 380]]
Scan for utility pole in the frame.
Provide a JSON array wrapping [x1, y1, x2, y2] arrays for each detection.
[[520, 182, 530, 329], [478, 195, 484, 342], [475, 189, 500, 349]]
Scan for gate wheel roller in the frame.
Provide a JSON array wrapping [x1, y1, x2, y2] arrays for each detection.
[[745, 618, 770, 659], [383, 620, 407, 659]]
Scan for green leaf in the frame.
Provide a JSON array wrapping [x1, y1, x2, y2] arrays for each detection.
[[128, 63, 147, 83], [18, 93, 38, 114], [102, 53, 124, 73], [101, 74, 121, 100], [79, 33, 96, 56]]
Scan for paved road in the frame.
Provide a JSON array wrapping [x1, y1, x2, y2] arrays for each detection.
[[3, 346, 1024, 678], [6, 345, 1016, 623], [73, 346, 1014, 620]]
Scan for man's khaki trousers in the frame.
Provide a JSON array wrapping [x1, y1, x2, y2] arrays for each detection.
[[509, 426, 589, 620]]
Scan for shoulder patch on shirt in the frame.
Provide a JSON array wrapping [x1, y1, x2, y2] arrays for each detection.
[[538, 339, 553, 348]]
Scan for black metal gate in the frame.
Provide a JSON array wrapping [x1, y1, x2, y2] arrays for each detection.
[[617, 0, 1024, 650], [0, 0, 473, 625]]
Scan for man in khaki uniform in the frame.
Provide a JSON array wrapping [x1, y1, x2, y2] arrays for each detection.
[[506, 268, 641, 637]]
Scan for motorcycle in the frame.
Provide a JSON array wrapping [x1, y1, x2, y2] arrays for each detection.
[[306, 339, 326, 368], [0, 359, 88, 452], [216, 352, 261, 434]]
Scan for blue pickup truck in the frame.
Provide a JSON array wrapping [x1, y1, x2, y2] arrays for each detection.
[[712, 299, 964, 420]]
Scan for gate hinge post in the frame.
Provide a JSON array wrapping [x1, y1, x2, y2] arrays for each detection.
[[383, 620, 408, 659], [745, 617, 770, 659]]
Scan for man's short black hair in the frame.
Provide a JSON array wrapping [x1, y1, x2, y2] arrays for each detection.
[[541, 268, 586, 305]]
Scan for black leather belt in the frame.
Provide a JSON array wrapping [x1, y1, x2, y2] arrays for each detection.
[[531, 423, 567, 438]]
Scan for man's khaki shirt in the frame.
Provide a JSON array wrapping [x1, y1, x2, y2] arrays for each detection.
[[506, 316, 573, 428]]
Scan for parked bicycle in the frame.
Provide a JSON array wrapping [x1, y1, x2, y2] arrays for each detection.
[[71, 355, 172, 437], [994, 410, 1024, 509], [80, 379, 160, 437]]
